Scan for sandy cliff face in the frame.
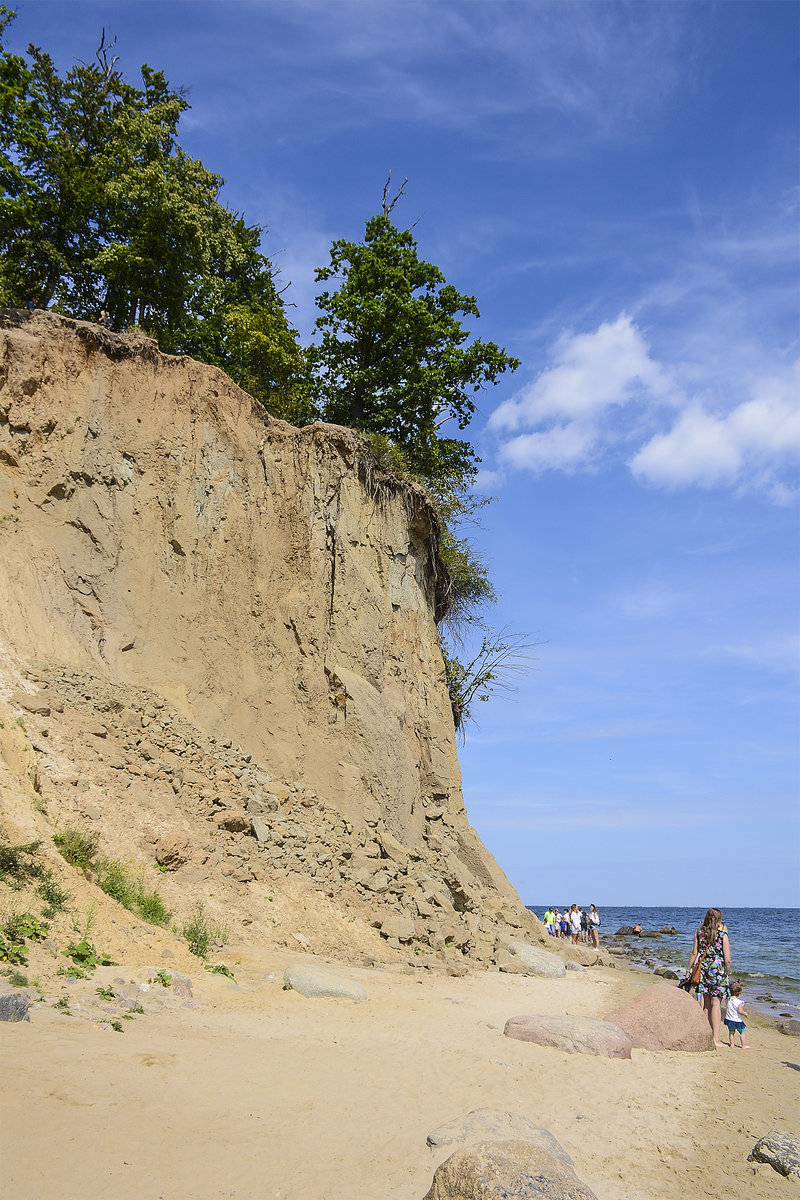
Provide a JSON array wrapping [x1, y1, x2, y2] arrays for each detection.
[[0, 309, 552, 967]]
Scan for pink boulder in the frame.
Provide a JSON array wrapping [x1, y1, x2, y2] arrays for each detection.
[[606, 982, 715, 1051]]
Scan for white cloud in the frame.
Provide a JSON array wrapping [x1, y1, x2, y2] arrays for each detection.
[[490, 314, 669, 432], [630, 364, 800, 495], [488, 315, 800, 501], [501, 422, 596, 473]]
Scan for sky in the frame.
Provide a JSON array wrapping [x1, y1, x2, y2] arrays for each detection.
[[9, 0, 799, 907]]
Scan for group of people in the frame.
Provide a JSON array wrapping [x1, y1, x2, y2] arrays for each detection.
[[686, 906, 748, 1049], [541, 904, 601, 949]]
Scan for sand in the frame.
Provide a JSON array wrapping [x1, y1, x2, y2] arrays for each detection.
[[2, 947, 798, 1200]]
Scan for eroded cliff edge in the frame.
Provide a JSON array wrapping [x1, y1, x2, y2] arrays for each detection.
[[0, 309, 573, 970]]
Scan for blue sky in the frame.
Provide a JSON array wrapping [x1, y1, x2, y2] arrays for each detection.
[[11, 0, 799, 906]]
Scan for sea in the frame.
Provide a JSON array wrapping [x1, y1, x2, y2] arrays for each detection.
[[527, 905, 800, 1020]]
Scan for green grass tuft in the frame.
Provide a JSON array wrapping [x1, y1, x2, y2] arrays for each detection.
[[93, 859, 171, 928], [52, 827, 98, 873]]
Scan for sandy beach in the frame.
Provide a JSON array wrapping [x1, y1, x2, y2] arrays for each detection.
[[3, 946, 798, 1200]]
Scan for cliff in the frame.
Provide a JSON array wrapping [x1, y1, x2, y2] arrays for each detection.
[[0, 309, 563, 970]]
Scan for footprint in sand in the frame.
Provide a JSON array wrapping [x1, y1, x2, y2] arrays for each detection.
[[135, 1053, 178, 1069]]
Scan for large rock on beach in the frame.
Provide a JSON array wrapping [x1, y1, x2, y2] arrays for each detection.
[[496, 941, 566, 978], [747, 1130, 800, 1178], [422, 1140, 599, 1200], [0, 992, 30, 1021], [561, 943, 601, 967], [283, 963, 366, 1002], [503, 1014, 632, 1059], [606, 982, 714, 1052], [426, 1108, 572, 1165]]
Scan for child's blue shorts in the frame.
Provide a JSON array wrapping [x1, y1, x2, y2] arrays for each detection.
[[725, 1019, 745, 1033]]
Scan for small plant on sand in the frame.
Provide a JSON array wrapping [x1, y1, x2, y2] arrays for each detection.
[[53, 827, 98, 873], [0, 933, 27, 965], [182, 904, 211, 957], [36, 869, 71, 915], [60, 938, 115, 977], [95, 985, 115, 1001], [182, 904, 227, 958], [204, 962, 235, 980], [0, 839, 43, 889], [5, 968, 28, 987], [150, 969, 172, 988], [3, 911, 48, 942], [54, 996, 70, 1012], [110, 1020, 124, 1032]]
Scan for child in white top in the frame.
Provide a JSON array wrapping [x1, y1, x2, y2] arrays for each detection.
[[725, 980, 748, 1049]]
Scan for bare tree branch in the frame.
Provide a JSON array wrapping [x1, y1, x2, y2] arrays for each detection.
[[381, 171, 408, 216], [95, 28, 119, 82]]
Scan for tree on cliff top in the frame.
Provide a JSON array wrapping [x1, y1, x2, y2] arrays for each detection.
[[0, 9, 310, 421], [308, 188, 519, 482]]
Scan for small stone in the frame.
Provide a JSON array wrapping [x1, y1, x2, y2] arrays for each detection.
[[0, 992, 30, 1022]]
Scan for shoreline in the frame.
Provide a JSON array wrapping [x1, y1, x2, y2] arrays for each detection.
[[527, 907, 796, 1022], [3, 943, 799, 1200]]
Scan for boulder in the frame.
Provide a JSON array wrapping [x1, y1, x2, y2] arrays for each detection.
[[378, 829, 411, 866], [606, 982, 715, 1052], [250, 817, 270, 844], [379, 915, 416, 942], [283, 963, 366, 1002], [11, 692, 51, 716], [426, 1109, 572, 1165], [504, 1014, 632, 1059], [214, 809, 252, 834], [748, 1130, 800, 1178], [499, 941, 566, 978], [154, 833, 192, 870], [561, 943, 600, 967], [777, 1019, 800, 1037], [422, 1140, 598, 1200], [0, 992, 30, 1022]]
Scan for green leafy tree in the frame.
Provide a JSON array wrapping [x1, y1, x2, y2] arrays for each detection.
[[308, 199, 519, 480], [0, 10, 304, 417], [0, 14, 128, 308]]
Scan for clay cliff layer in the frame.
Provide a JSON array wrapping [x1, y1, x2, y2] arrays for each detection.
[[0, 309, 567, 967]]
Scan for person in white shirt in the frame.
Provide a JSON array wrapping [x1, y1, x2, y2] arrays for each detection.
[[588, 903, 601, 949], [724, 980, 748, 1049]]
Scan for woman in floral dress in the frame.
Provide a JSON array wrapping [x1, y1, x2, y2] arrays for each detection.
[[688, 907, 731, 1047]]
